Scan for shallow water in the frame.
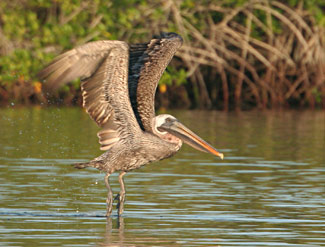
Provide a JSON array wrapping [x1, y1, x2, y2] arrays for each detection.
[[0, 107, 324, 246]]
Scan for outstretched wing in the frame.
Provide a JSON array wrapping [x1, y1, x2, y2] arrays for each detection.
[[128, 32, 183, 132], [38, 41, 141, 150]]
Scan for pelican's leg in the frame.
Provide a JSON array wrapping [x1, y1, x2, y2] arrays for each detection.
[[116, 171, 126, 216], [104, 173, 113, 217]]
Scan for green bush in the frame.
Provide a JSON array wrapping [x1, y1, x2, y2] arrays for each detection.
[[0, 0, 324, 108]]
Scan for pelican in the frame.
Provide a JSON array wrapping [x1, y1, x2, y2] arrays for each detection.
[[38, 32, 224, 217]]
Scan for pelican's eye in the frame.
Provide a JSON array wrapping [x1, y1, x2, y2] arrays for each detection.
[[165, 117, 174, 123]]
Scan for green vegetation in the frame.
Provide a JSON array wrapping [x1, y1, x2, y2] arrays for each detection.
[[0, 0, 324, 109]]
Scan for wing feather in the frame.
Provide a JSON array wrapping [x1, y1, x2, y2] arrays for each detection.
[[39, 41, 119, 90], [128, 32, 183, 132], [38, 41, 141, 151]]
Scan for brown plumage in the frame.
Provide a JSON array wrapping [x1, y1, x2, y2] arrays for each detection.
[[38, 32, 223, 217]]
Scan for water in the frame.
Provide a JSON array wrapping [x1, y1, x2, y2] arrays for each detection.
[[0, 107, 324, 246]]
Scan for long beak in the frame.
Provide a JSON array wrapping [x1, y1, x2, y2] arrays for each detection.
[[159, 120, 224, 160]]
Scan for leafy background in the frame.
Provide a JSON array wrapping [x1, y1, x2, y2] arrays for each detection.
[[0, 0, 324, 109]]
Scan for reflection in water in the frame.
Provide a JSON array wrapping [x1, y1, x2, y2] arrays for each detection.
[[103, 217, 124, 247], [0, 107, 324, 246], [102, 217, 182, 247]]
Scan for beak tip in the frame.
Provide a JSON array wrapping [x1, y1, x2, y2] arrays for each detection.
[[219, 153, 224, 160]]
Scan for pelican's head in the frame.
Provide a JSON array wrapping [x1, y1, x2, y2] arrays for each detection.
[[152, 114, 224, 159]]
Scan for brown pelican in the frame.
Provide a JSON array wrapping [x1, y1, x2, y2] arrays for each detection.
[[38, 32, 224, 217]]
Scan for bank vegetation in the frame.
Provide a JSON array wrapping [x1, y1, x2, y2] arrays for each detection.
[[0, 0, 324, 110]]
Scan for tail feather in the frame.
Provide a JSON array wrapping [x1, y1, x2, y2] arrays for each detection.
[[74, 162, 91, 169], [74, 160, 104, 170]]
